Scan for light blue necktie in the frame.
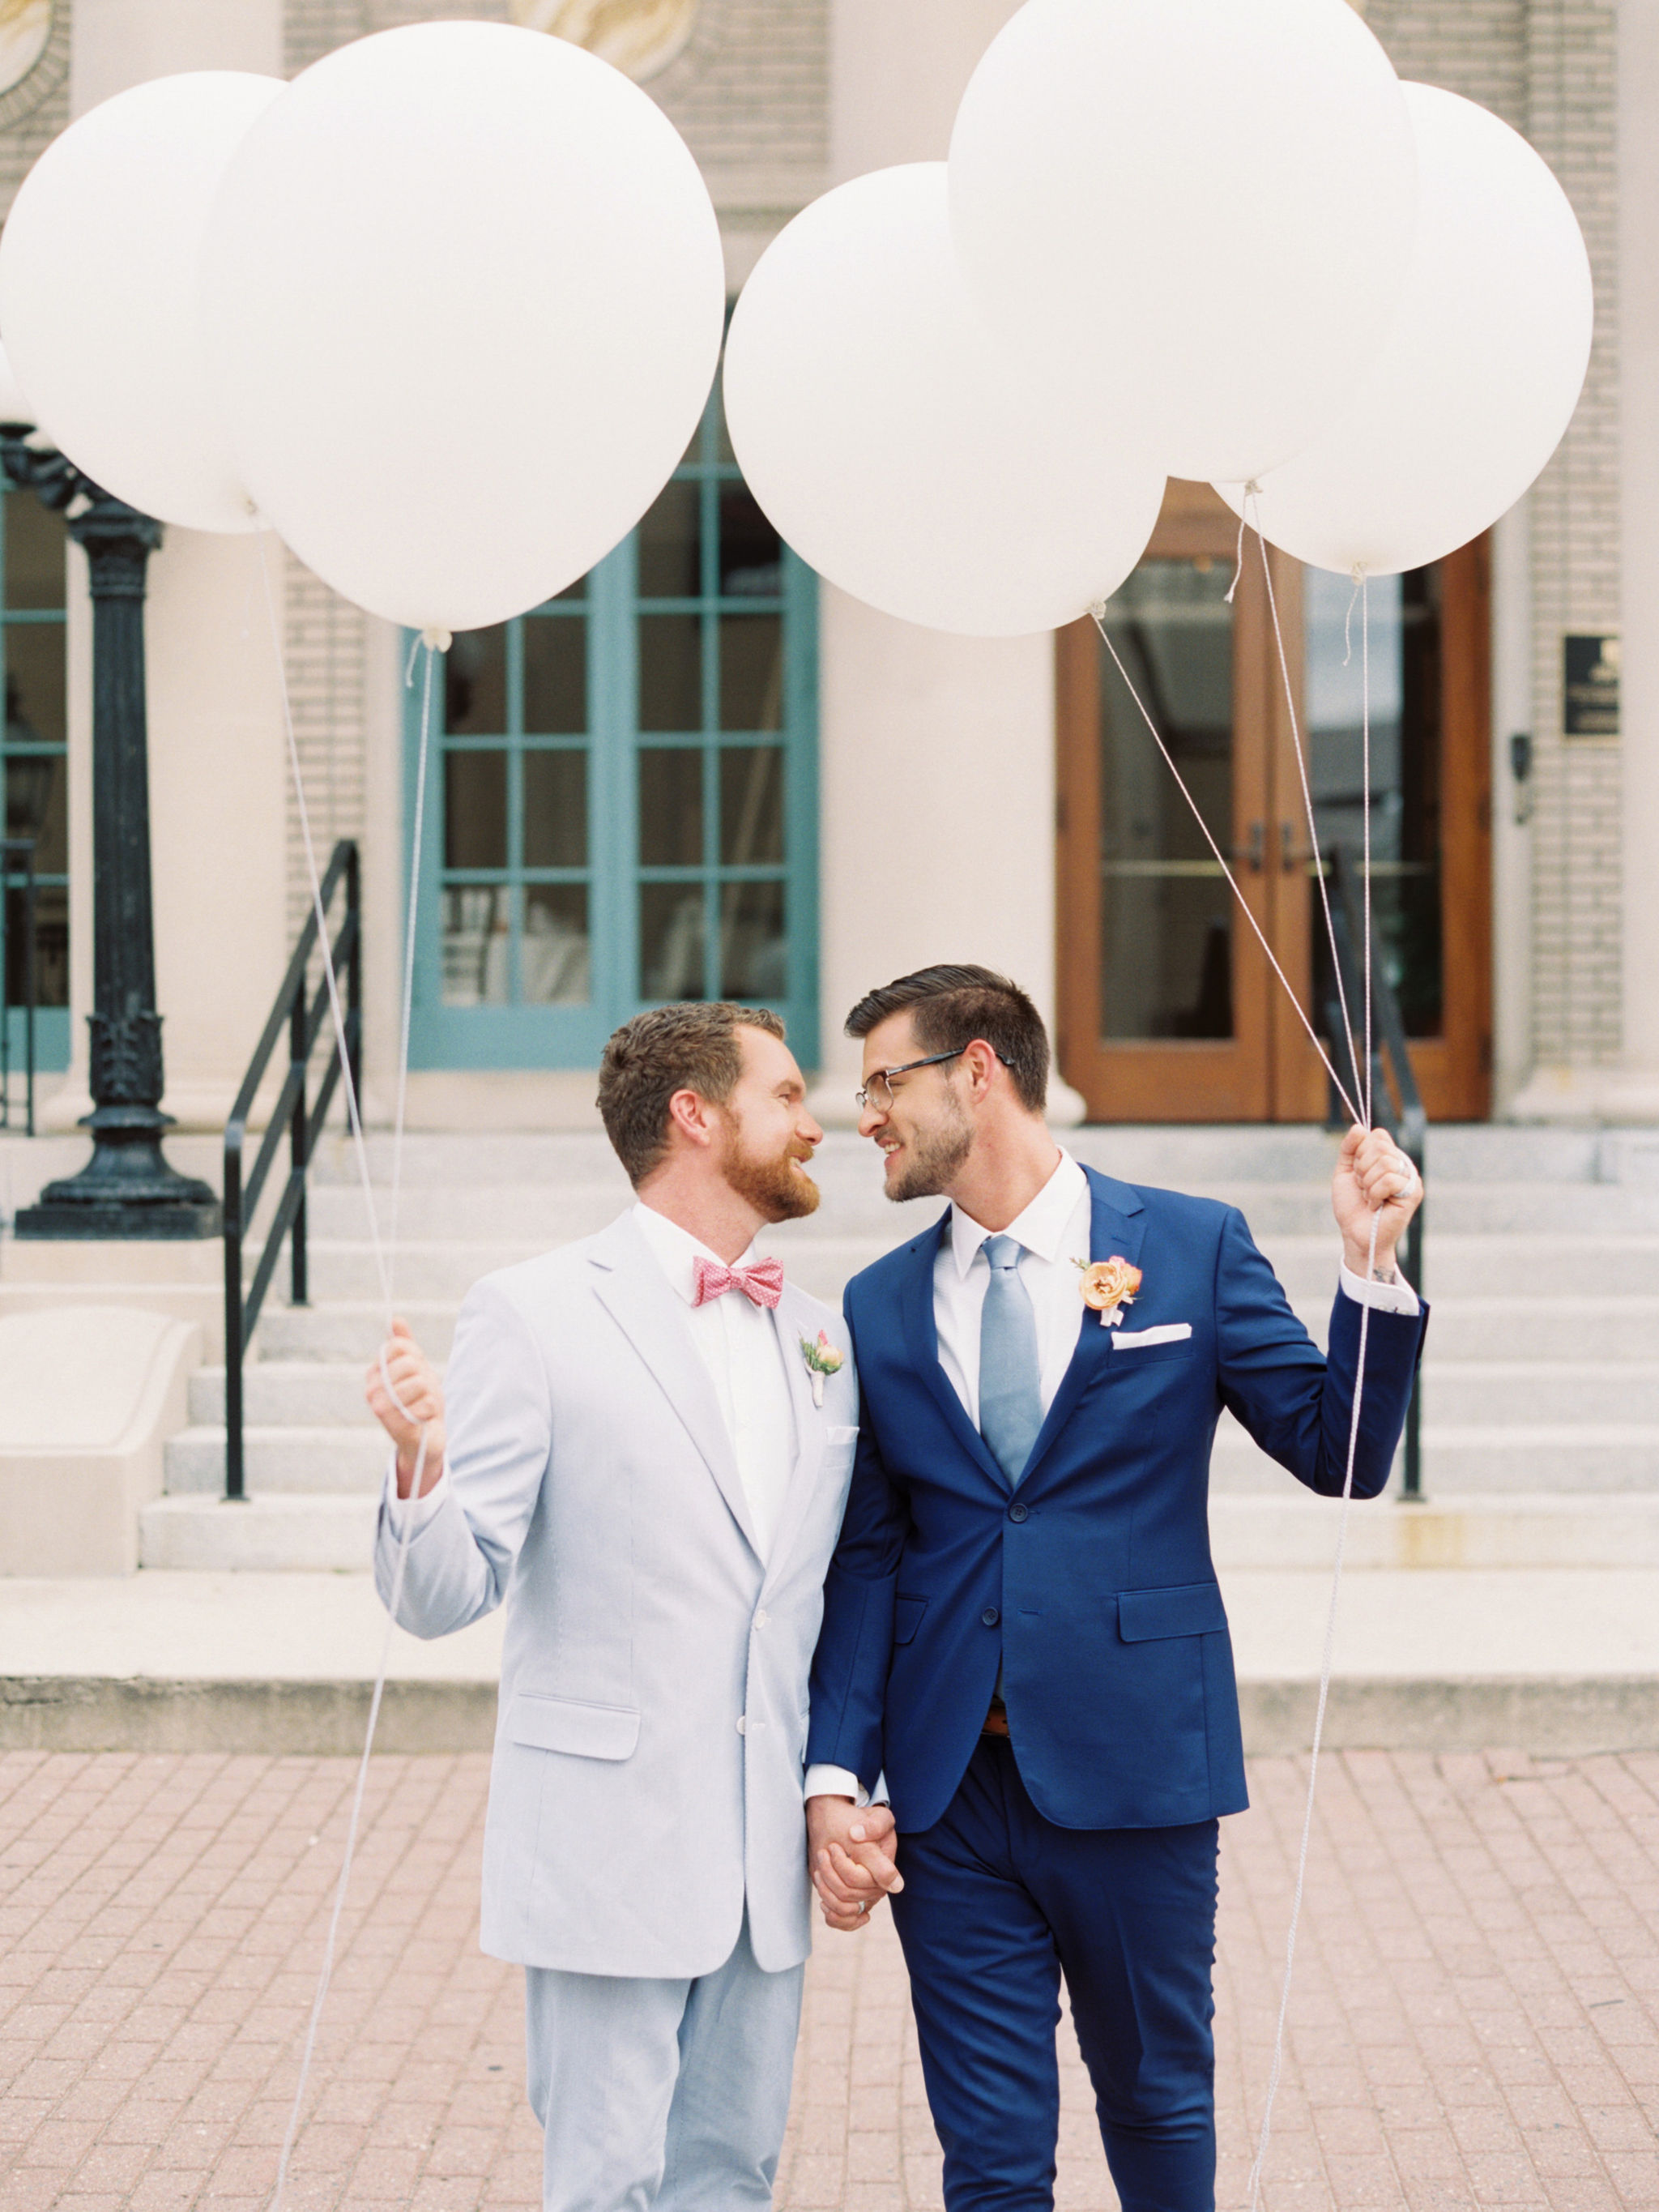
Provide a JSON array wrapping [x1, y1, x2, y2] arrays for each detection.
[[979, 1233, 1043, 1487]]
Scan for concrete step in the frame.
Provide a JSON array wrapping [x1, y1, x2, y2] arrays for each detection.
[[297, 1170, 1659, 1248], [1210, 1418, 1659, 1493], [163, 1424, 385, 1496], [254, 1299, 458, 1363], [312, 1122, 1659, 1189], [134, 1486, 1659, 1575], [1416, 1361, 1659, 1426], [139, 1492, 377, 1572], [190, 1361, 375, 1427], [284, 1225, 1659, 1309], [1207, 1492, 1659, 1569]]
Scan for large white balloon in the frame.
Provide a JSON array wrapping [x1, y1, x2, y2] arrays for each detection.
[[200, 22, 724, 633], [723, 164, 1166, 638], [1214, 83, 1593, 577], [0, 72, 284, 532], [948, 0, 1418, 485]]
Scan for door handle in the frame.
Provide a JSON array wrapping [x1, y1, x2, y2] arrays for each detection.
[[1280, 822, 1315, 873], [1229, 822, 1265, 872]]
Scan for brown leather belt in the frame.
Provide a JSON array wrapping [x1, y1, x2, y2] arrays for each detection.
[[981, 1700, 1010, 1739]]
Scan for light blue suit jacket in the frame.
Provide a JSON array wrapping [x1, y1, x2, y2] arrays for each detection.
[[376, 1210, 859, 1978]]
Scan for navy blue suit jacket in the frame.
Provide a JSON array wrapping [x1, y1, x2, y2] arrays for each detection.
[[805, 1168, 1429, 1834]]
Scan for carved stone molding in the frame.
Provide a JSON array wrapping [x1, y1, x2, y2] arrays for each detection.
[[511, 0, 698, 83], [0, 0, 65, 131]]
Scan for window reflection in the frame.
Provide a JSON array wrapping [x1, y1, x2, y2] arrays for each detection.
[[720, 881, 787, 1000], [639, 614, 702, 731], [1096, 559, 1235, 1040], [441, 886, 510, 1006], [523, 750, 587, 869], [638, 748, 703, 865], [641, 882, 706, 1000], [444, 751, 508, 869], [1305, 568, 1444, 1038], [446, 628, 507, 736], [719, 747, 784, 866], [719, 615, 782, 731], [522, 886, 591, 1005]]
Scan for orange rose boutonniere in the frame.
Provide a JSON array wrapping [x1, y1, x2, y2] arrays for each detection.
[[1073, 1254, 1142, 1328]]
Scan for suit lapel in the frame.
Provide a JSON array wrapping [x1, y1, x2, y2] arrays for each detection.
[[762, 1284, 828, 1576], [1019, 1168, 1146, 1488], [904, 1214, 1011, 1494], [586, 1213, 763, 1560]]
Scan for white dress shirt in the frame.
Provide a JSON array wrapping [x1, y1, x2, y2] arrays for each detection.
[[628, 1202, 797, 1563], [804, 1148, 1418, 1804], [387, 1202, 800, 1557]]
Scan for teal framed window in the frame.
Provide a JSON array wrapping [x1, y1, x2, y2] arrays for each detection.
[[1, 485, 69, 1073], [407, 378, 818, 1070]]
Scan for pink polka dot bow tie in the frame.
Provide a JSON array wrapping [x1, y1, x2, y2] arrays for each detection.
[[692, 1255, 786, 1309]]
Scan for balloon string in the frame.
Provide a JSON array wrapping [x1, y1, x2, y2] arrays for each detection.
[[1224, 480, 1258, 607], [1247, 490, 1367, 1117], [1244, 1210, 1378, 2212], [254, 529, 439, 2210], [1089, 605, 1361, 1125]]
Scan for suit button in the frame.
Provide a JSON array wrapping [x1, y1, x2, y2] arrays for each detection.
[[736, 1716, 747, 1734], [1009, 1503, 1030, 1522], [755, 1608, 770, 1629], [981, 1607, 1000, 1627]]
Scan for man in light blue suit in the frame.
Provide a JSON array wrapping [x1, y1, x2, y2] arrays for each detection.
[[366, 1001, 897, 2212], [805, 966, 1426, 2212]]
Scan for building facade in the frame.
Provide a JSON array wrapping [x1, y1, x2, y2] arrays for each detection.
[[0, 0, 1651, 1136]]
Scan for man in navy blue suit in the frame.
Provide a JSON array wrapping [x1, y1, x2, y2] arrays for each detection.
[[802, 965, 1426, 2212]]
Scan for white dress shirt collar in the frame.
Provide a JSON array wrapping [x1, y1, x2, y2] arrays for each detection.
[[632, 1201, 760, 1306], [948, 1148, 1090, 1279]]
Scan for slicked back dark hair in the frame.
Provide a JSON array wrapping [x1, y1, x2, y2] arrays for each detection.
[[844, 965, 1049, 1116], [598, 1001, 787, 1185]]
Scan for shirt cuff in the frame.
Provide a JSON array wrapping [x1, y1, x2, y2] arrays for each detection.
[[384, 1450, 449, 1529], [804, 1764, 889, 1806], [1339, 1262, 1421, 1317]]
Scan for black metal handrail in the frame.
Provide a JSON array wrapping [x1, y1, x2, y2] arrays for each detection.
[[224, 840, 360, 1501], [1319, 844, 1427, 1501], [0, 839, 37, 1138]]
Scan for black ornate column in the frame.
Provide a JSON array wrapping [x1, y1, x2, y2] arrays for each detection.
[[2, 436, 219, 1237]]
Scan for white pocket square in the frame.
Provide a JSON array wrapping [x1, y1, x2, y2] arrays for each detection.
[[1111, 1323, 1193, 1350]]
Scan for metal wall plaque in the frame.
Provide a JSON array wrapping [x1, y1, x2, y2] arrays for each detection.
[[1563, 633, 1620, 737]]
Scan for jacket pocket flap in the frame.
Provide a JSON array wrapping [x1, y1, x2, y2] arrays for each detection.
[[509, 1693, 641, 1760], [1116, 1582, 1227, 1642], [893, 1595, 928, 1646]]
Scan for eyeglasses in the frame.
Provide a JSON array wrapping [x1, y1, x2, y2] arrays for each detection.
[[855, 1048, 970, 1115]]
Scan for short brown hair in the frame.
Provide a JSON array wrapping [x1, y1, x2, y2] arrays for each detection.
[[845, 964, 1049, 1115], [598, 1001, 787, 1185]]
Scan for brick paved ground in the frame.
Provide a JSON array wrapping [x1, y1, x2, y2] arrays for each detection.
[[0, 1750, 1654, 2212]]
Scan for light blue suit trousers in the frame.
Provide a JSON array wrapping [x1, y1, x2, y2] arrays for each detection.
[[524, 1914, 804, 2212]]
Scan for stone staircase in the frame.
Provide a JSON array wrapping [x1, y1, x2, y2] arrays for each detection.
[[137, 1125, 1659, 1571]]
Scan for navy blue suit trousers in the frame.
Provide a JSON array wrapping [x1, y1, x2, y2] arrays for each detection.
[[893, 1736, 1219, 2212]]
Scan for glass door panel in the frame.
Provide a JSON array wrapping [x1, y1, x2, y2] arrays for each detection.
[[1098, 559, 1236, 1042], [1058, 482, 1274, 1121]]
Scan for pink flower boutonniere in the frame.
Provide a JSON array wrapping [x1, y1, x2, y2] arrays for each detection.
[[800, 1330, 845, 1407], [1073, 1254, 1143, 1328]]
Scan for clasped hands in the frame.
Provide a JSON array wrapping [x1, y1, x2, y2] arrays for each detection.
[[806, 1794, 903, 1932]]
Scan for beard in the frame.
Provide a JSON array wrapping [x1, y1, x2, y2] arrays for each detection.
[[719, 1118, 822, 1223], [885, 1096, 972, 1203]]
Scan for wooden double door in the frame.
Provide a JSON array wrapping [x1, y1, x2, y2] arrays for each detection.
[[1056, 483, 1491, 1123]]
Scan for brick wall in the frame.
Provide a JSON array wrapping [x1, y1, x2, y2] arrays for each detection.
[[1371, 0, 1621, 1078]]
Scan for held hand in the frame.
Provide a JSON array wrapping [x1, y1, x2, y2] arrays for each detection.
[[364, 1319, 446, 1497], [806, 1796, 902, 1932], [1333, 1125, 1422, 1277]]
